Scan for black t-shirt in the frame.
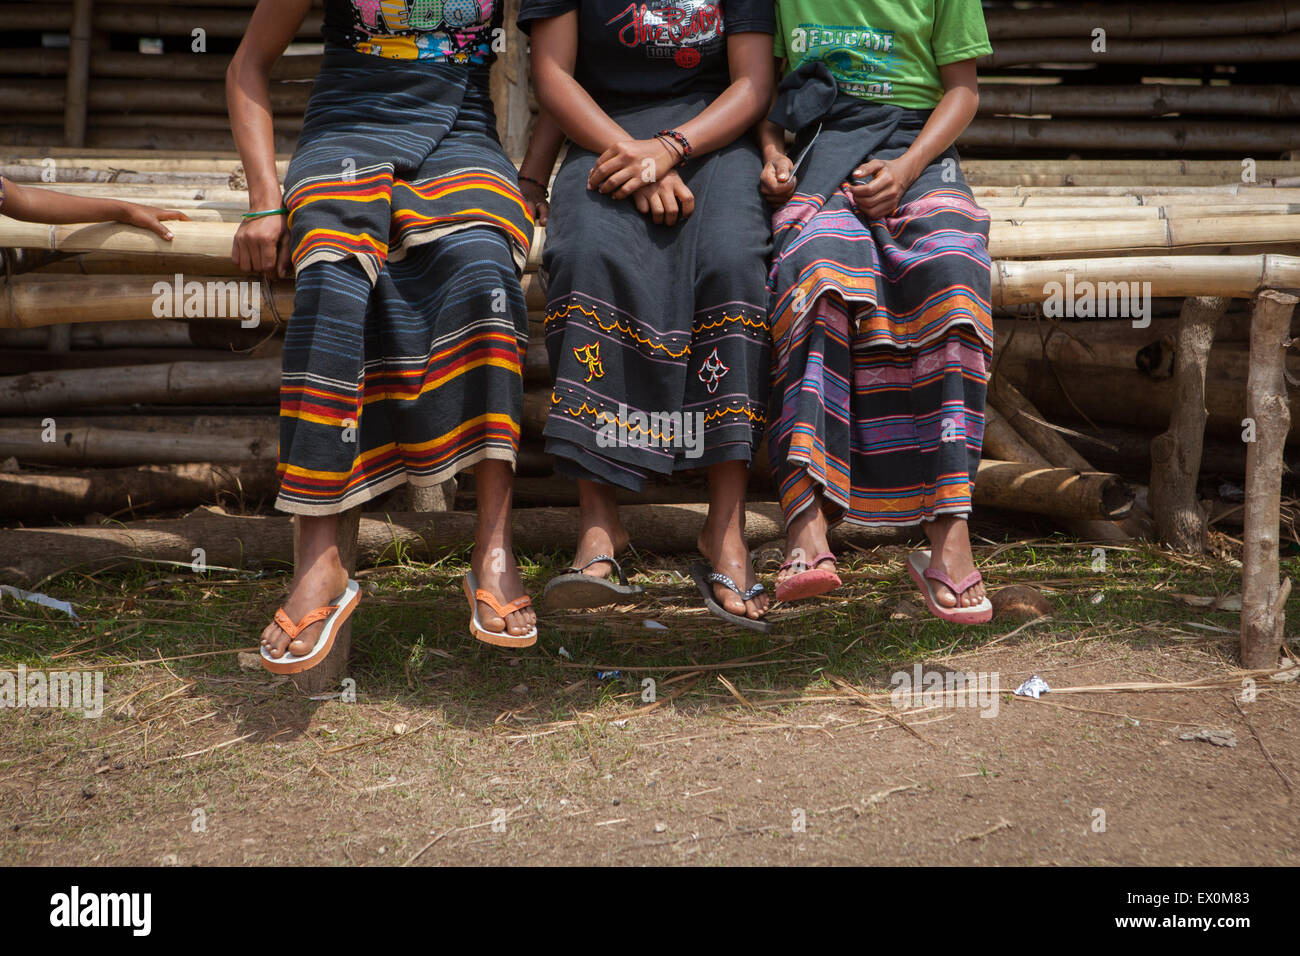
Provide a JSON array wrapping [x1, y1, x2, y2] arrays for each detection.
[[517, 0, 774, 104]]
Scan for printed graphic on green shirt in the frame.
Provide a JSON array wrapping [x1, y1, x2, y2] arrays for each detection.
[[790, 24, 900, 100], [774, 0, 992, 110]]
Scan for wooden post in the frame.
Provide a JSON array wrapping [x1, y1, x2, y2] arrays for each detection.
[[1149, 296, 1228, 552], [1241, 290, 1297, 670], [64, 0, 93, 148], [290, 508, 362, 697]]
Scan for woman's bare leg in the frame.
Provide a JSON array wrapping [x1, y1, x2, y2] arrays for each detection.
[[472, 459, 537, 635]]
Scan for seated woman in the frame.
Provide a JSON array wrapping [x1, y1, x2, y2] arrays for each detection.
[[227, 0, 539, 671], [517, 0, 777, 631], [759, 0, 995, 622]]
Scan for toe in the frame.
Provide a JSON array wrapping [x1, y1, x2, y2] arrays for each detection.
[[478, 604, 506, 634], [714, 585, 745, 616], [933, 584, 957, 609]]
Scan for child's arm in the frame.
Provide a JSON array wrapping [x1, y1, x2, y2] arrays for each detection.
[[517, 110, 565, 226], [758, 57, 796, 205], [0, 176, 188, 239], [852, 59, 980, 219], [226, 0, 312, 277]]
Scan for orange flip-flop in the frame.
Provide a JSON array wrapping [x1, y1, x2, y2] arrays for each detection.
[[261, 579, 361, 674], [464, 569, 537, 648]]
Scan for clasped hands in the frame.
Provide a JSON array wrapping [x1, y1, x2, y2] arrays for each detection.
[[587, 137, 694, 227]]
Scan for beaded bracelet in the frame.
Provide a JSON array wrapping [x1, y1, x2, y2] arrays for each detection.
[[656, 128, 693, 164], [517, 173, 549, 199], [655, 134, 684, 166], [242, 207, 286, 220]]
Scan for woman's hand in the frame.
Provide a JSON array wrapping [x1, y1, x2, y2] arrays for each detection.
[[760, 151, 798, 205], [518, 178, 551, 227], [588, 138, 677, 200], [850, 156, 920, 220], [232, 212, 291, 279], [631, 170, 695, 227]]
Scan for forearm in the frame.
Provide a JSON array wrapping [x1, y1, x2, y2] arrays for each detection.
[[898, 85, 978, 178], [224, 0, 308, 211], [758, 119, 787, 161], [226, 58, 284, 211], [0, 179, 124, 223], [675, 75, 769, 158], [518, 109, 567, 183], [533, 62, 629, 155]]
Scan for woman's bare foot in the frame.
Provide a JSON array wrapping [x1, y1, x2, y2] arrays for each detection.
[[261, 514, 349, 659], [698, 461, 768, 620], [924, 516, 987, 609], [568, 479, 630, 579], [777, 494, 835, 589], [473, 460, 536, 636]]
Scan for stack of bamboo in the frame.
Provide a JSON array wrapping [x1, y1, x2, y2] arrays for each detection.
[[970, 0, 1300, 155], [2, 150, 1297, 666], [0, 0, 536, 158]]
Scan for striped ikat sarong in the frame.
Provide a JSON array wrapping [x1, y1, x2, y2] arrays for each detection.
[[276, 50, 533, 514], [767, 84, 993, 527]]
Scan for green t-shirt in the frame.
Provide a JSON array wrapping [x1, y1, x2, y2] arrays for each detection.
[[773, 0, 992, 109]]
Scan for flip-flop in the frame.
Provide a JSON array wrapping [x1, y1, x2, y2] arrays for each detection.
[[689, 562, 772, 634], [261, 579, 361, 675], [906, 550, 992, 624], [464, 569, 538, 648], [774, 550, 842, 603], [543, 553, 645, 609]]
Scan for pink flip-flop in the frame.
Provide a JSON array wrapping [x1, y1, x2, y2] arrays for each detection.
[[906, 550, 992, 624], [774, 551, 842, 603]]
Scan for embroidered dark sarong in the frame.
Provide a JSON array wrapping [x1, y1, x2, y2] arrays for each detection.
[[539, 92, 772, 492]]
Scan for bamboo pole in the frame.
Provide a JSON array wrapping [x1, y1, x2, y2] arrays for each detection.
[[0, 5, 323, 38], [984, 394, 1131, 542], [977, 84, 1300, 118], [0, 462, 278, 520], [64, 0, 93, 148], [1148, 297, 1228, 552], [980, 33, 1300, 68], [0, 49, 321, 82], [984, 2, 1300, 40], [992, 255, 1300, 305], [0, 358, 280, 415], [0, 503, 909, 587], [1241, 291, 1297, 669], [965, 160, 1300, 180], [961, 119, 1300, 155], [0, 275, 293, 329], [0, 423, 274, 466]]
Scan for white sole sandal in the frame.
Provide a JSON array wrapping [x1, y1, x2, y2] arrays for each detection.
[[260, 579, 361, 675]]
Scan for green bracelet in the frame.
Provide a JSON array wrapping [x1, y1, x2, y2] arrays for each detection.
[[242, 207, 287, 219]]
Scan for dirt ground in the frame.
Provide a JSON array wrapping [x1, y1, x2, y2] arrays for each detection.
[[2, 535, 1297, 866]]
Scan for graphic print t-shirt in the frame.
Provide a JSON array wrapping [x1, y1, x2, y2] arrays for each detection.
[[323, 0, 502, 63], [517, 0, 775, 105], [773, 0, 990, 109]]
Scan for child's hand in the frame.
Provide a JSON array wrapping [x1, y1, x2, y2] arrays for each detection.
[[760, 153, 798, 205], [518, 179, 550, 227], [631, 171, 694, 227], [850, 157, 918, 220], [232, 212, 291, 279], [115, 202, 189, 240]]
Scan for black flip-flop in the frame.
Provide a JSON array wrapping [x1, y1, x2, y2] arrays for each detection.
[[689, 563, 772, 634], [543, 554, 645, 609]]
